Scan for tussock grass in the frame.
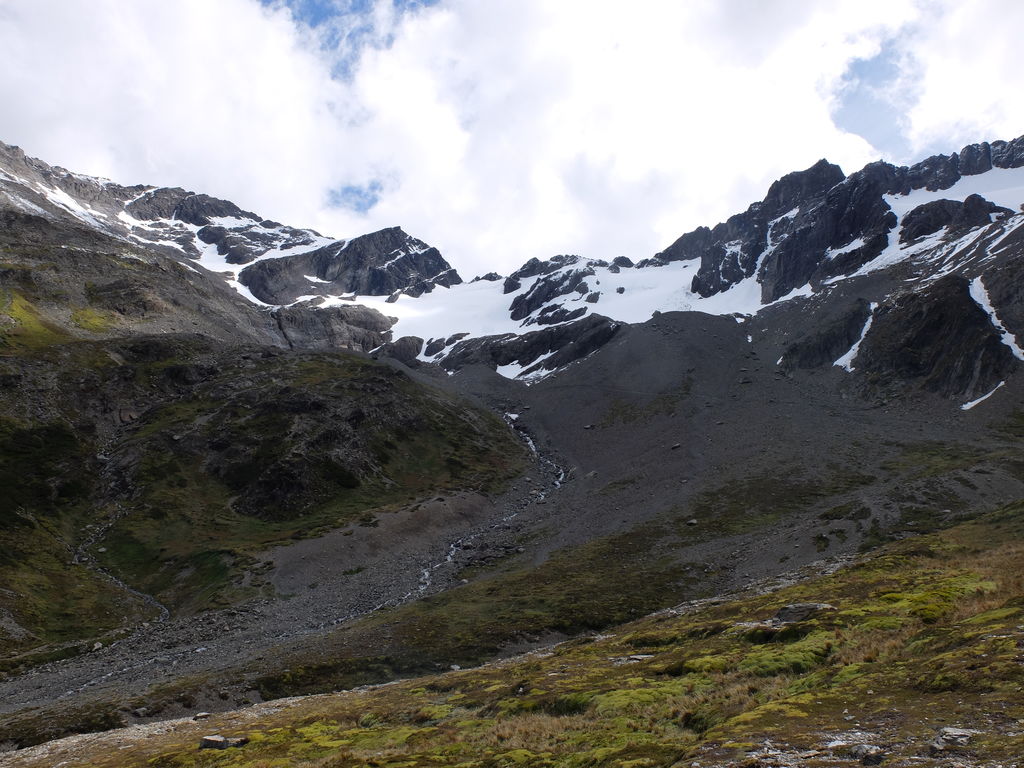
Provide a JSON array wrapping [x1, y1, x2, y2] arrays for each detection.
[[13, 500, 1024, 767]]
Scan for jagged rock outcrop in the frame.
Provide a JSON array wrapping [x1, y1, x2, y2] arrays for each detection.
[[441, 314, 621, 378], [900, 194, 1012, 244], [239, 227, 462, 305], [780, 298, 874, 371], [669, 160, 846, 299], [272, 304, 394, 352], [126, 189, 259, 227], [664, 136, 1024, 304], [375, 335, 424, 365], [510, 264, 595, 322], [855, 274, 1016, 399]]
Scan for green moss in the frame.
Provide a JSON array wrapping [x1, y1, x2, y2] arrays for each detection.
[[15, 502, 1024, 763], [885, 441, 987, 478], [737, 631, 834, 676], [70, 306, 115, 332], [0, 290, 70, 351], [683, 467, 874, 537]]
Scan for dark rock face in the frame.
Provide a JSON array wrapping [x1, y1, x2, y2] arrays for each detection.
[[423, 333, 471, 358], [904, 152, 961, 192], [900, 195, 1012, 244], [239, 227, 462, 304], [991, 135, 1024, 168], [660, 134, 1024, 305], [899, 199, 965, 244], [272, 304, 393, 352], [509, 263, 596, 323], [856, 274, 1016, 399], [423, 338, 447, 357], [125, 189, 259, 227], [666, 160, 846, 299], [535, 306, 587, 326], [780, 299, 873, 370], [375, 335, 424, 365], [762, 159, 847, 214], [934, 136, 1024, 178], [442, 314, 621, 377]]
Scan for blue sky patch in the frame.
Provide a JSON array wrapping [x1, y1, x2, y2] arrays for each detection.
[[328, 180, 384, 212], [831, 38, 915, 162]]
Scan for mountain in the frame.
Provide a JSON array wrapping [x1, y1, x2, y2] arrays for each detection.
[[2, 135, 1024, 760]]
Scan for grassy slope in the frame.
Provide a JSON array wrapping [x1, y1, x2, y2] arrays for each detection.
[[95, 351, 526, 614], [6, 388, 1019, 747], [0, 288, 529, 655], [13, 500, 1024, 767], [234, 419, 1021, 703]]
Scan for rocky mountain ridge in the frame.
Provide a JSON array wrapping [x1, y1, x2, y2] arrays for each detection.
[[0, 141, 461, 309], [5, 133, 1024, 757], [4, 135, 1024, 396]]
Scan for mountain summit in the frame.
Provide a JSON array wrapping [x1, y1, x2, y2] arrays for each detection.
[[3, 134, 1024, 759]]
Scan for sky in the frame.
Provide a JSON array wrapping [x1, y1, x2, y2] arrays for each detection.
[[0, 0, 1022, 276]]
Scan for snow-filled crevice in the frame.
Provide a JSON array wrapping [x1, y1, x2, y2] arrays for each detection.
[[833, 302, 878, 372], [969, 277, 1024, 361], [961, 381, 1005, 411]]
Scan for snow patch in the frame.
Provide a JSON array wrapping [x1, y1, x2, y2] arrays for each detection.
[[35, 183, 107, 227], [969, 277, 1024, 360], [496, 350, 559, 382], [961, 381, 1005, 411], [0, 189, 51, 218], [885, 165, 1024, 219], [825, 237, 865, 260], [208, 215, 257, 228], [833, 302, 878, 372]]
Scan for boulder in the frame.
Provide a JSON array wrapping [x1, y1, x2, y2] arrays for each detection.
[[849, 744, 884, 765], [199, 734, 249, 750], [377, 336, 424, 366], [773, 603, 834, 624], [929, 726, 976, 755]]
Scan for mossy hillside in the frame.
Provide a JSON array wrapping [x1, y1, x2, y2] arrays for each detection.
[[70, 305, 117, 333], [93, 350, 528, 613], [116, 423, 1024, 708], [0, 417, 150, 650], [678, 466, 875, 538], [251, 525, 696, 700], [0, 288, 70, 351], [22, 501, 1024, 767], [0, 337, 527, 649]]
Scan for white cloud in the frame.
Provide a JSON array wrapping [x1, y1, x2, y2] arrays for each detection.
[[0, 0, 1019, 276], [891, 0, 1024, 159]]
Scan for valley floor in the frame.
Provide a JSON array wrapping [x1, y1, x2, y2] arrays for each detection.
[[4, 500, 1024, 767]]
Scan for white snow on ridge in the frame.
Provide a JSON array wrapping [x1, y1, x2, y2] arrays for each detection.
[[495, 349, 559, 382], [330, 253, 812, 356], [985, 212, 1024, 255], [825, 237, 865, 260], [833, 302, 878, 372], [0, 189, 51, 218], [208, 215, 258, 228], [34, 182, 108, 227], [884, 165, 1024, 219], [961, 381, 1005, 411], [846, 166, 1024, 282], [969, 276, 1024, 360]]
